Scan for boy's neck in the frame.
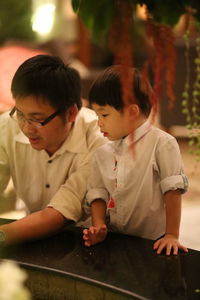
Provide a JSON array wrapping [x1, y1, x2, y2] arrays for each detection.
[[120, 116, 148, 140], [132, 116, 148, 132]]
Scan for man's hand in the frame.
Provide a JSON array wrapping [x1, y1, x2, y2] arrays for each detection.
[[153, 234, 188, 255], [83, 224, 107, 247], [0, 230, 6, 247]]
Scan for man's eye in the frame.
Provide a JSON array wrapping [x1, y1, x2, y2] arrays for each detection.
[[16, 112, 24, 119], [31, 119, 44, 123], [102, 114, 108, 117]]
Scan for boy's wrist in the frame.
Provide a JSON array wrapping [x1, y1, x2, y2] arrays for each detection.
[[93, 221, 106, 228], [165, 232, 179, 239]]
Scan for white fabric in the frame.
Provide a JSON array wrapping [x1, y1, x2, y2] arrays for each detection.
[[0, 107, 106, 222], [85, 121, 188, 240]]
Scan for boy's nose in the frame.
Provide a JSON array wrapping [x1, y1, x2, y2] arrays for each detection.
[[98, 119, 103, 127]]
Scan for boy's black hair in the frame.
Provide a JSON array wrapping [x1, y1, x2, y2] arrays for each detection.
[[11, 54, 82, 112], [89, 65, 152, 117]]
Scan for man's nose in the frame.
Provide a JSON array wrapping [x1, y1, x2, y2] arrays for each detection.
[[21, 120, 38, 133]]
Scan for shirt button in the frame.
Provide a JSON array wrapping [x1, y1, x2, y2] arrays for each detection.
[[45, 184, 50, 188]]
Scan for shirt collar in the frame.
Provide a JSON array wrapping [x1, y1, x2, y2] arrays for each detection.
[[14, 130, 29, 144], [128, 120, 152, 144], [111, 120, 152, 152], [55, 112, 88, 155]]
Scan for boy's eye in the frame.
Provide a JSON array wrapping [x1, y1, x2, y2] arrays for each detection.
[[102, 114, 108, 117]]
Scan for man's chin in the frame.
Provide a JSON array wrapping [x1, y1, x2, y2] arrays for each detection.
[[29, 141, 44, 151]]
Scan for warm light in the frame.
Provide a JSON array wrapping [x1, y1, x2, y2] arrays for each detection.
[[32, 3, 56, 35], [136, 4, 148, 20]]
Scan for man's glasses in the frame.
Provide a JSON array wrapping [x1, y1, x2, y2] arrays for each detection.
[[9, 107, 61, 128]]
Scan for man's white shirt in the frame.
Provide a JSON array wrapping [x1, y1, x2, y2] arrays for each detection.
[[0, 107, 106, 221]]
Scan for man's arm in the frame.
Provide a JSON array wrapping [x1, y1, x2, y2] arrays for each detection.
[[0, 207, 66, 245], [153, 190, 188, 255]]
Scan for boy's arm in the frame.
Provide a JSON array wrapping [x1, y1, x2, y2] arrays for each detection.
[[154, 190, 188, 255], [83, 199, 107, 247], [165, 189, 181, 238], [91, 199, 107, 227]]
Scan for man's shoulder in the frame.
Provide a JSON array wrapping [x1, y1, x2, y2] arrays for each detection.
[[0, 111, 17, 132], [0, 111, 22, 146], [77, 107, 97, 123], [0, 111, 10, 122], [67, 107, 107, 154]]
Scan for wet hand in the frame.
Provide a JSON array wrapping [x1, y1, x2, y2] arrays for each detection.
[[83, 224, 107, 247]]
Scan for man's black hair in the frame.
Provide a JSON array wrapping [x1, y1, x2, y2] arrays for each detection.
[[89, 65, 152, 117], [11, 54, 82, 112]]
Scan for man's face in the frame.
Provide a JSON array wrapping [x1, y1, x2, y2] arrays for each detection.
[[15, 96, 76, 156]]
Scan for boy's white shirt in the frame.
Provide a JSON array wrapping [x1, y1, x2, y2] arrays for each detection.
[[0, 107, 106, 222], [85, 121, 188, 240]]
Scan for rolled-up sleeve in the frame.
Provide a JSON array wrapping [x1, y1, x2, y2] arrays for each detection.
[[48, 159, 90, 221], [160, 174, 189, 194], [48, 110, 107, 222], [156, 137, 189, 194], [86, 154, 109, 207]]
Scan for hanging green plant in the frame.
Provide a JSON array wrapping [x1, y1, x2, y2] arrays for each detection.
[[72, 0, 200, 158], [182, 19, 200, 160], [72, 0, 193, 40], [72, 0, 115, 45], [0, 0, 34, 44]]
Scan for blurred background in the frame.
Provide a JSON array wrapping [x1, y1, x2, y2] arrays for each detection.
[[0, 0, 199, 251]]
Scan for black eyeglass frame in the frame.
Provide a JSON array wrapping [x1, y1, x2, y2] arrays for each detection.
[[9, 107, 62, 127]]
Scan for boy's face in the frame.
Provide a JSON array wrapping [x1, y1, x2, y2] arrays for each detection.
[[15, 96, 77, 156], [92, 103, 132, 141]]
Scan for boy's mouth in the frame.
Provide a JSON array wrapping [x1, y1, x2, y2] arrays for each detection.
[[102, 132, 108, 137]]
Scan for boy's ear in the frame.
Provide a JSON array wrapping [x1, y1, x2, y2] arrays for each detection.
[[67, 104, 79, 122], [128, 104, 140, 119]]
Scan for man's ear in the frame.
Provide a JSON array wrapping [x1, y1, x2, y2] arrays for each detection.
[[67, 104, 79, 122]]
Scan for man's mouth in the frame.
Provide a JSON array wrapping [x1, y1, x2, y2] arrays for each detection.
[[28, 137, 41, 144]]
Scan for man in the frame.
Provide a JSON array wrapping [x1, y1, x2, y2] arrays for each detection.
[[0, 54, 106, 245]]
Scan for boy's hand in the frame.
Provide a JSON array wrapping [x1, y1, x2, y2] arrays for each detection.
[[83, 224, 107, 247], [153, 234, 188, 255]]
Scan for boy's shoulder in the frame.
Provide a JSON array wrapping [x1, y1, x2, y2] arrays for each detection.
[[147, 125, 179, 151], [94, 140, 117, 156], [150, 125, 176, 141]]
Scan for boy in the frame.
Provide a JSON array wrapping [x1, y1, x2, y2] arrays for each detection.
[[83, 66, 188, 255], [0, 54, 106, 245]]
